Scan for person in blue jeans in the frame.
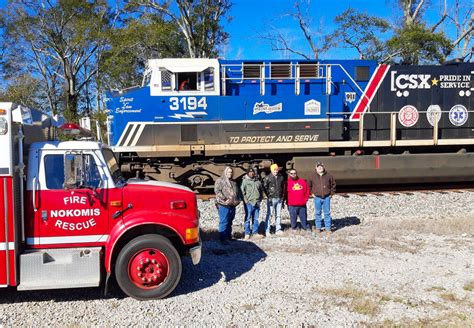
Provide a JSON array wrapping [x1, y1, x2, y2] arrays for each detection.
[[308, 162, 336, 234], [263, 164, 286, 236], [240, 168, 264, 240], [214, 167, 241, 244]]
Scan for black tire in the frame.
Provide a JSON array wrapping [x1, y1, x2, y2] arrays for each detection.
[[115, 234, 182, 300]]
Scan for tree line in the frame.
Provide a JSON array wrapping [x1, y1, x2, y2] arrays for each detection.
[[0, 0, 471, 123]]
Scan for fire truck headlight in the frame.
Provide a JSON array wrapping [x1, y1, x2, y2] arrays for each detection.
[[0, 118, 8, 135]]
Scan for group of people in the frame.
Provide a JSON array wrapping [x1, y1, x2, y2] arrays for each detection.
[[214, 162, 336, 244]]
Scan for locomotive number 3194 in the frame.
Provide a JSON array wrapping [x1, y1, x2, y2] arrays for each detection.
[[169, 97, 208, 111]]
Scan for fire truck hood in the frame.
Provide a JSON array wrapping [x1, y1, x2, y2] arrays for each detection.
[[125, 179, 193, 192], [121, 179, 198, 224]]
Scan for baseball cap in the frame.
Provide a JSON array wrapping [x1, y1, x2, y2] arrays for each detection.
[[270, 163, 279, 171], [315, 161, 324, 167]]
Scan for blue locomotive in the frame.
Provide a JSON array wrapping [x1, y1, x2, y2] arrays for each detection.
[[106, 58, 474, 189]]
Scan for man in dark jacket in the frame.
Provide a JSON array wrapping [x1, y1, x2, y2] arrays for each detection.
[[263, 164, 286, 236], [308, 162, 336, 234]]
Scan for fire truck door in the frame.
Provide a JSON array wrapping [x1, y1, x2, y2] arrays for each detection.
[[31, 151, 109, 246]]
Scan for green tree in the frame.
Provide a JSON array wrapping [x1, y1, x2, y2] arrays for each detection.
[[331, 8, 390, 60], [100, 13, 186, 90], [386, 23, 453, 64], [134, 0, 232, 58], [0, 74, 45, 110], [0, 0, 112, 122], [383, 0, 454, 64]]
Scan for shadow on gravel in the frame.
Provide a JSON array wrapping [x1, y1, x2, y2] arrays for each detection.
[[0, 230, 267, 302], [173, 230, 267, 297], [0, 285, 123, 304], [305, 216, 361, 232], [331, 216, 361, 231]]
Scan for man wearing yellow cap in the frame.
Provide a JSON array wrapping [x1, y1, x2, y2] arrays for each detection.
[[263, 163, 286, 236]]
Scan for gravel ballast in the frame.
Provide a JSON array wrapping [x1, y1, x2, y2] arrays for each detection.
[[1, 190, 473, 327]]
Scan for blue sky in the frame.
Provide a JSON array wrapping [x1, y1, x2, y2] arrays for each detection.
[[0, 0, 469, 60], [222, 0, 469, 60]]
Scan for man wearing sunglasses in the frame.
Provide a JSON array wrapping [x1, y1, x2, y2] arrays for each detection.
[[286, 169, 310, 232]]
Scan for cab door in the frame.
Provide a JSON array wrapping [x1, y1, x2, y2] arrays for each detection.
[[32, 150, 109, 246]]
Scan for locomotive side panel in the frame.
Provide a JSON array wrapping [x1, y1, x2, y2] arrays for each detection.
[[107, 59, 474, 188], [372, 64, 473, 140]]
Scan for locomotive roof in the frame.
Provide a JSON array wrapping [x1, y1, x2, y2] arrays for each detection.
[[147, 58, 219, 72]]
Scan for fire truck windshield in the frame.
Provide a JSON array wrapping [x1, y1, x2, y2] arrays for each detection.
[[102, 148, 124, 185]]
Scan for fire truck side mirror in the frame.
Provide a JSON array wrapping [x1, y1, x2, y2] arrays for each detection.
[[64, 152, 103, 191], [64, 153, 84, 190]]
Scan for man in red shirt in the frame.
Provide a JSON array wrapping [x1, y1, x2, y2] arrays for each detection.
[[286, 169, 310, 231]]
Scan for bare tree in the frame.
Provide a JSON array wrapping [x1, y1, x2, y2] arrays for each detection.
[[447, 0, 473, 58], [399, 0, 427, 25], [260, 0, 330, 60]]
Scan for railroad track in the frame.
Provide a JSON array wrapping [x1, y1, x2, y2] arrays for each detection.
[[196, 185, 474, 201]]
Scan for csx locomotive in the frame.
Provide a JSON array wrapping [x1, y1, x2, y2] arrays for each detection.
[[106, 58, 474, 190]]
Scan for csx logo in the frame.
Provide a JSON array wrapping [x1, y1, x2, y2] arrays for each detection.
[[390, 71, 431, 97]]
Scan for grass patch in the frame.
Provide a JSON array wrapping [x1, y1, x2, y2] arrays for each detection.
[[371, 312, 472, 327], [452, 312, 468, 321], [350, 298, 379, 316], [319, 285, 366, 299], [463, 280, 474, 292], [241, 303, 256, 311], [370, 216, 474, 236], [427, 286, 447, 292], [316, 285, 380, 317], [440, 293, 460, 302]]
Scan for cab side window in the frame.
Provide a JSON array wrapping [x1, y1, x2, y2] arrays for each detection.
[[177, 72, 198, 91], [45, 154, 101, 190], [83, 155, 101, 188], [45, 155, 65, 190]]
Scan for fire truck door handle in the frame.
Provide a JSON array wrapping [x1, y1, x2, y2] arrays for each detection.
[[112, 203, 133, 219], [32, 176, 38, 212]]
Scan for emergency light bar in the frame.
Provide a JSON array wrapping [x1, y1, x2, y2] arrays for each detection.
[[59, 122, 93, 138]]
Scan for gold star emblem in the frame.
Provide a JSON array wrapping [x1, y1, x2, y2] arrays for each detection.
[[432, 77, 439, 86]]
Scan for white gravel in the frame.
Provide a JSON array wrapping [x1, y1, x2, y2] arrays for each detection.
[[1, 190, 473, 327]]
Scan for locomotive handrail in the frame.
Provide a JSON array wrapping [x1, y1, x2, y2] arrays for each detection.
[[325, 110, 474, 147], [348, 111, 474, 147], [328, 110, 472, 114]]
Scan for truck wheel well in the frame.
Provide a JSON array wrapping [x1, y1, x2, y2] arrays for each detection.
[[110, 224, 185, 272]]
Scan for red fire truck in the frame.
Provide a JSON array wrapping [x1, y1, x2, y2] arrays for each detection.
[[0, 102, 201, 300]]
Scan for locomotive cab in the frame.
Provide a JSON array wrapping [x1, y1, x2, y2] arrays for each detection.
[[147, 58, 220, 96]]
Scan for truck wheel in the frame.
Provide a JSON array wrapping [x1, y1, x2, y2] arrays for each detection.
[[115, 234, 182, 300]]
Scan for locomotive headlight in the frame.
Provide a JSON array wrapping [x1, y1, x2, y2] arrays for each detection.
[[0, 117, 8, 135]]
